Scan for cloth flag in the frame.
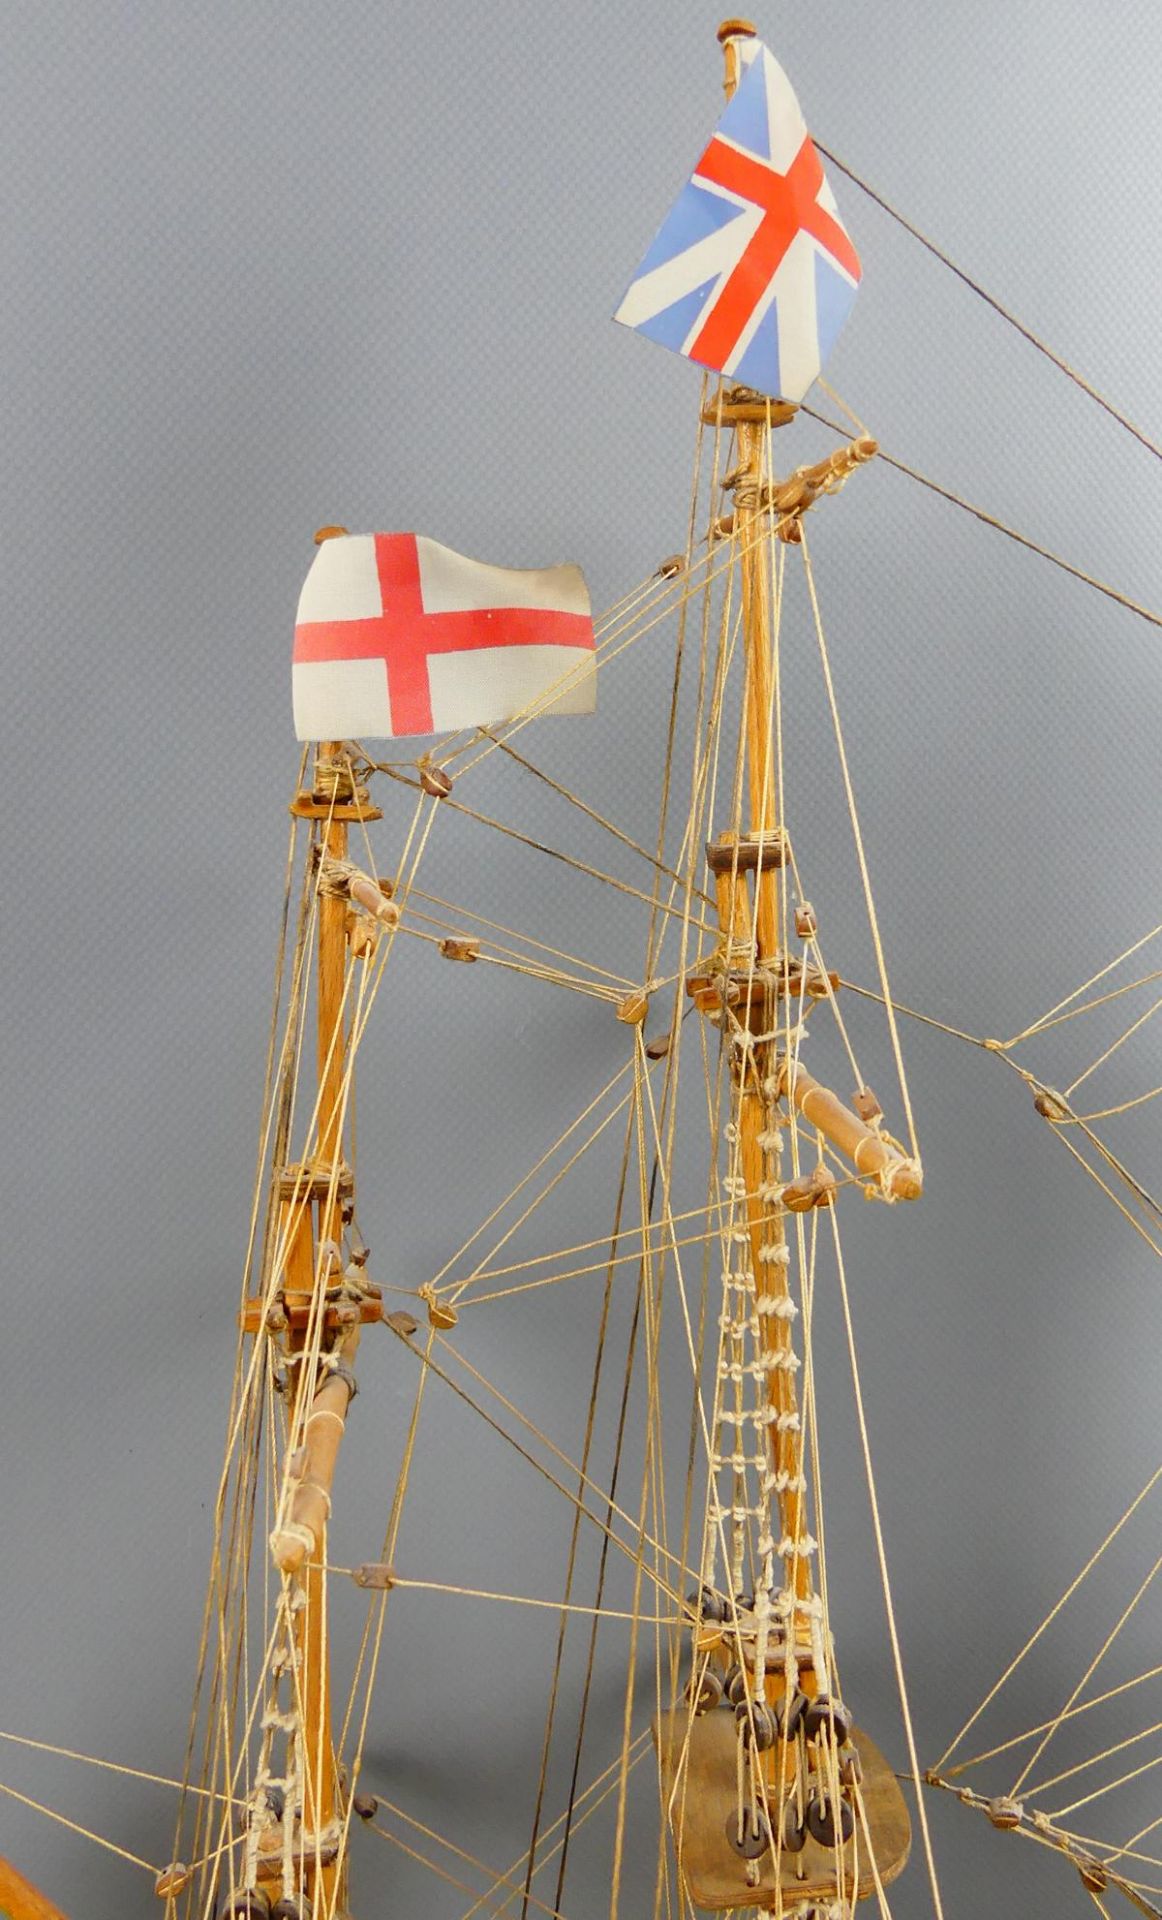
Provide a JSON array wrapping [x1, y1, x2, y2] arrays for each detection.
[[614, 43, 860, 404], [293, 532, 595, 742]]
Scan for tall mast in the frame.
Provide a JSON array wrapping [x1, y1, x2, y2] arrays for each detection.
[[654, 27, 916, 1914], [260, 697, 387, 1916], [716, 8, 816, 1645], [297, 738, 351, 1912]]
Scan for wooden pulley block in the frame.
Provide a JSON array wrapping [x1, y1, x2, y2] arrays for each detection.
[[839, 1745, 863, 1788], [352, 1563, 396, 1591], [1077, 1857, 1108, 1892], [217, 1894, 272, 1920], [780, 1802, 808, 1853], [352, 1791, 379, 1820], [345, 906, 379, 958], [426, 1298, 459, 1330], [774, 1688, 808, 1740], [725, 1805, 771, 1860], [644, 1030, 672, 1060], [782, 1166, 837, 1213], [805, 1792, 854, 1848], [735, 1698, 777, 1751], [1033, 1087, 1070, 1122], [687, 1665, 725, 1716], [724, 1662, 748, 1708], [794, 902, 817, 938], [656, 553, 685, 578], [986, 1796, 1023, 1830], [385, 1308, 419, 1337], [440, 935, 480, 962], [418, 760, 454, 798], [687, 1583, 728, 1624], [654, 1706, 910, 1908], [616, 989, 649, 1025], [155, 1863, 192, 1899], [852, 1085, 883, 1125], [804, 1694, 853, 1745]]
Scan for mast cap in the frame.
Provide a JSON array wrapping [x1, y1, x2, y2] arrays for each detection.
[[716, 18, 757, 42]]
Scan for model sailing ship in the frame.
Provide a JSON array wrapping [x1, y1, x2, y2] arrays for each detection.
[[5, 18, 1162, 1920]]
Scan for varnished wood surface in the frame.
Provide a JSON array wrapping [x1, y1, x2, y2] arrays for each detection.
[[654, 1706, 911, 1910], [0, 1857, 70, 1920]]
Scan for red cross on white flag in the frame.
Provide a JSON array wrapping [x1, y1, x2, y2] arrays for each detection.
[[293, 533, 596, 742]]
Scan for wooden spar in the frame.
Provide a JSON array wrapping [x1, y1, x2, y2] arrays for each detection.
[[0, 1856, 71, 1920], [270, 1327, 361, 1575], [780, 1059, 923, 1200]]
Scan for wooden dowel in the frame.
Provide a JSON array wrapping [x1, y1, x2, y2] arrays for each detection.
[[270, 1327, 362, 1574], [780, 1060, 922, 1200]]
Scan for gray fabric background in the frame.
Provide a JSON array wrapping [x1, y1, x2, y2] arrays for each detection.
[[2, 3, 1161, 1915]]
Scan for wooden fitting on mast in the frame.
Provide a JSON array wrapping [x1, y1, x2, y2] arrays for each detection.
[[705, 829, 788, 875], [781, 1164, 838, 1213], [794, 902, 817, 939], [716, 17, 756, 97], [701, 386, 797, 430], [269, 1336, 361, 1575], [779, 1058, 922, 1200]]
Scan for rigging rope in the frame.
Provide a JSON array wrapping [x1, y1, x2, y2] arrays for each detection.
[[803, 400, 1162, 635], [815, 143, 1162, 466]]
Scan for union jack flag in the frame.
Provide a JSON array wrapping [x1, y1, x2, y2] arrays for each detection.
[[615, 43, 860, 405]]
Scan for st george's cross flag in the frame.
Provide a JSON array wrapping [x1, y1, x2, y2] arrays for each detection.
[[614, 43, 860, 405], [293, 532, 596, 741]]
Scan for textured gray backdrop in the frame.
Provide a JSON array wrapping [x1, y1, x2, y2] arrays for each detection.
[[2, 3, 1162, 1916]]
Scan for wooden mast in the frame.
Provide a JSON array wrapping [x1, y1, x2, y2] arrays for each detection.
[[653, 26, 913, 1912], [717, 9, 816, 1646], [297, 740, 349, 1913], [265, 716, 370, 1917]]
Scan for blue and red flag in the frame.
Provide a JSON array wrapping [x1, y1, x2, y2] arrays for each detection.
[[615, 44, 860, 404]]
